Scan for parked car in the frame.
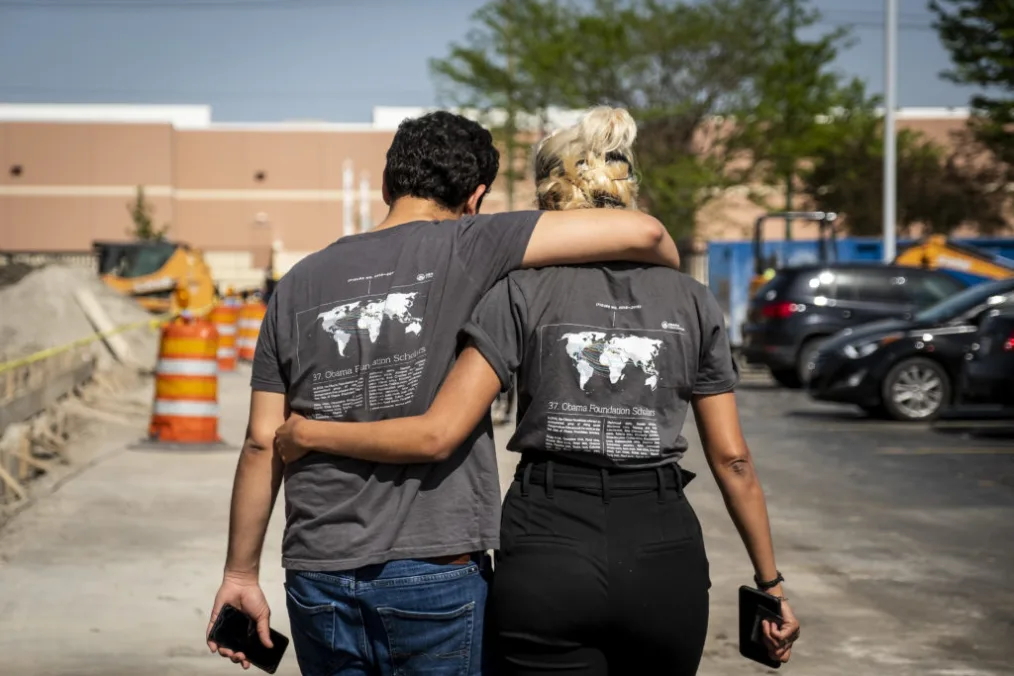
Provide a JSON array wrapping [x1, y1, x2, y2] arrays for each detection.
[[808, 277, 1014, 421], [958, 306, 1014, 410], [740, 263, 968, 388]]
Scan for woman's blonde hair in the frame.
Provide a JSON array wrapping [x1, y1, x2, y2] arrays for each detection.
[[534, 106, 639, 211]]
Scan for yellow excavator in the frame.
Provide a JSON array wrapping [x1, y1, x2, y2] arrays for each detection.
[[894, 234, 1014, 283], [93, 240, 217, 315]]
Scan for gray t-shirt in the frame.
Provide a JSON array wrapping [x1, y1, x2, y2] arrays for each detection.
[[463, 263, 739, 468], [252, 211, 541, 571]]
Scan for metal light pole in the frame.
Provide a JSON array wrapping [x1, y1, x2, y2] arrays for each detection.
[[883, 0, 898, 262]]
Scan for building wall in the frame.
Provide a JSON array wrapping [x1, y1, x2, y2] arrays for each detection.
[[0, 109, 992, 269], [0, 121, 518, 267], [0, 122, 175, 250]]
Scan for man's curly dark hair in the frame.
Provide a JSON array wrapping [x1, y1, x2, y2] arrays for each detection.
[[383, 111, 500, 212]]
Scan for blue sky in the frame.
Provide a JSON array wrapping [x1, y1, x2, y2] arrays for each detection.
[[0, 0, 979, 122]]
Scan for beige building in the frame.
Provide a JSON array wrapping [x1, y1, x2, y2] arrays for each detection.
[[0, 103, 978, 285]]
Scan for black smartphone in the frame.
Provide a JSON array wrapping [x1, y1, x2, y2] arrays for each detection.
[[738, 585, 783, 669], [209, 604, 290, 674]]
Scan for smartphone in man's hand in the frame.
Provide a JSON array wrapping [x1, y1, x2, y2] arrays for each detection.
[[208, 603, 290, 673]]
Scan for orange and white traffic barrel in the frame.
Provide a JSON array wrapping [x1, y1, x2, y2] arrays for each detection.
[[210, 297, 239, 372], [146, 314, 221, 444], [237, 295, 267, 361]]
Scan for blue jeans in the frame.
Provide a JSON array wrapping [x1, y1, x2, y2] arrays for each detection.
[[284, 555, 491, 676]]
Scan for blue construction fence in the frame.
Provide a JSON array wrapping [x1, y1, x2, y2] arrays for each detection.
[[707, 236, 1014, 347]]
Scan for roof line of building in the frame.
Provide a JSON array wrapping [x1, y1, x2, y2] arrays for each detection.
[[0, 102, 975, 130]]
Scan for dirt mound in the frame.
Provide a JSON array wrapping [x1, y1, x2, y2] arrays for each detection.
[[0, 263, 35, 289], [0, 265, 160, 370]]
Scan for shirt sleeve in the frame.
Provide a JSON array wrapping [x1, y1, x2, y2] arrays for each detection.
[[461, 277, 527, 392], [453, 211, 542, 292], [693, 287, 740, 395], [250, 291, 288, 394]]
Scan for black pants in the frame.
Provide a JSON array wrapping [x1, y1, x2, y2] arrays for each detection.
[[490, 454, 711, 675]]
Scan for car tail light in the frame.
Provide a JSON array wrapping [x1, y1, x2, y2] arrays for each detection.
[[760, 301, 803, 320], [1004, 330, 1014, 352]]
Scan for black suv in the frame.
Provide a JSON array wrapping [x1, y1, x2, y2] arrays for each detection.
[[741, 263, 968, 388]]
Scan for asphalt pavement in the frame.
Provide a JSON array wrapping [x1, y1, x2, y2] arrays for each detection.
[[1, 366, 1012, 675]]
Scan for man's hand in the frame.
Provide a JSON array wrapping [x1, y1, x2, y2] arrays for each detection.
[[207, 572, 274, 670], [275, 413, 310, 464], [762, 599, 800, 663]]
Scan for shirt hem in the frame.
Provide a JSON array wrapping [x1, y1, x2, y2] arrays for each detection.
[[463, 322, 512, 391], [692, 380, 738, 396], [281, 537, 500, 572], [250, 379, 287, 394]]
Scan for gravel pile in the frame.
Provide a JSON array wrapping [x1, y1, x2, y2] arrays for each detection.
[[0, 263, 35, 289], [0, 265, 160, 370]]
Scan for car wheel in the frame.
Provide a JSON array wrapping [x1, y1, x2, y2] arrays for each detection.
[[770, 368, 802, 389], [796, 337, 828, 386], [881, 357, 951, 422]]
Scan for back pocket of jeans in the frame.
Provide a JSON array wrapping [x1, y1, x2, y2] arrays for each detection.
[[284, 579, 337, 660], [378, 602, 474, 675]]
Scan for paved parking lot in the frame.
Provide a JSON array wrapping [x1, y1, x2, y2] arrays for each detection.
[[1, 367, 1012, 675], [691, 376, 1014, 675]]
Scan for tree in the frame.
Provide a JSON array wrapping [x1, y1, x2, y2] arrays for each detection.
[[430, 0, 580, 209], [725, 1, 857, 215], [431, 0, 796, 239], [127, 185, 169, 241], [931, 0, 1014, 171], [800, 112, 1007, 237]]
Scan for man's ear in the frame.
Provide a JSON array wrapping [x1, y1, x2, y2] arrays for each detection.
[[382, 179, 391, 206], [464, 184, 488, 215]]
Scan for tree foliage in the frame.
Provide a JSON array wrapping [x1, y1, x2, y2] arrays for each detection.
[[127, 185, 169, 241], [801, 114, 1008, 237], [725, 1, 856, 191], [931, 0, 1014, 170], [432, 0, 795, 237], [432, 0, 1009, 239]]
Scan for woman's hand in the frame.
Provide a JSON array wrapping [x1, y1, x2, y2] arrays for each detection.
[[762, 598, 800, 663], [275, 413, 310, 464]]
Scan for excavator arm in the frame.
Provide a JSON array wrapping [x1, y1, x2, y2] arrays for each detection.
[[894, 235, 1014, 284]]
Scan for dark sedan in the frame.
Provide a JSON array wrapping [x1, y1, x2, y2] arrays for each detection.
[[960, 306, 1014, 410], [808, 278, 1014, 421]]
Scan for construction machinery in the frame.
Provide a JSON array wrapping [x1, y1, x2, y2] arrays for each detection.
[[93, 240, 217, 315], [750, 211, 840, 297], [894, 234, 1014, 284]]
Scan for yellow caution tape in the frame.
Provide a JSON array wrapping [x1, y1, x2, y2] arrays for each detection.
[[0, 301, 215, 375]]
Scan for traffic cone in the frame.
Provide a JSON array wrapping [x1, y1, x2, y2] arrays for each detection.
[[210, 292, 240, 373], [237, 293, 267, 362], [132, 289, 229, 450]]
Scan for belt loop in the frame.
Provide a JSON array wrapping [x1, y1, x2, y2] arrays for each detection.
[[545, 461, 555, 499], [521, 463, 533, 497], [655, 467, 666, 503], [673, 464, 684, 497], [600, 468, 611, 504]]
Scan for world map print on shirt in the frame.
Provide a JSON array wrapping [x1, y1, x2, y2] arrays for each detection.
[[532, 323, 687, 462], [561, 331, 663, 391], [317, 292, 423, 357], [293, 278, 433, 420]]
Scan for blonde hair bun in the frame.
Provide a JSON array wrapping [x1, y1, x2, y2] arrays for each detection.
[[576, 106, 637, 156], [534, 105, 640, 211]]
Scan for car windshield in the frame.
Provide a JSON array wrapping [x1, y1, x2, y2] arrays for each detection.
[[914, 281, 1014, 324]]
